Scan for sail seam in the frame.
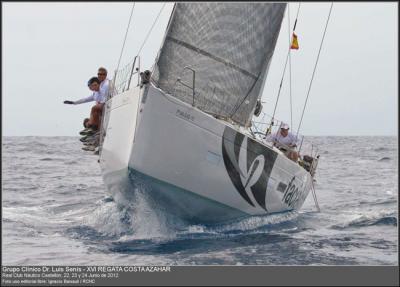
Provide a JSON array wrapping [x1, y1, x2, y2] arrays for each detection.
[[167, 36, 258, 80]]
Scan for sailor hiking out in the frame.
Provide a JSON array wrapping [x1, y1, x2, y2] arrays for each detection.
[[63, 67, 111, 153]]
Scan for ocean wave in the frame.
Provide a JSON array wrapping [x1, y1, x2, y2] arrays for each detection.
[[331, 212, 398, 230], [346, 216, 397, 227], [374, 147, 390, 152], [40, 157, 54, 161], [71, 192, 305, 247], [359, 198, 397, 206], [65, 225, 119, 241], [2, 136, 398, 265], [205, 211, 301, 235]]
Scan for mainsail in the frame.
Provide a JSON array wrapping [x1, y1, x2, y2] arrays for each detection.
[[152, 3, 286, 126]]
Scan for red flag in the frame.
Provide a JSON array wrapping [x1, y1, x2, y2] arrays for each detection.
[[290, 32, 299, 50]]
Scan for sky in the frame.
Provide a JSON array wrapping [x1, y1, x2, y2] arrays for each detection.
[[2, 2, 398, 136]]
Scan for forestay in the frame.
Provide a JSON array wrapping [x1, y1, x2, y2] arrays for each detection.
[[152, 3, 286, 127]]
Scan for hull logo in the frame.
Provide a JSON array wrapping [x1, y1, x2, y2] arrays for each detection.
[[222, 127, 278, 210]]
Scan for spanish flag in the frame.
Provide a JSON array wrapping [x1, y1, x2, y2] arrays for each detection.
[[290, 32, 299, 50]]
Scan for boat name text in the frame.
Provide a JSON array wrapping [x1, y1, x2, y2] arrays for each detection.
[[176, 109, 195, 121], [282, 177, 307, 209]]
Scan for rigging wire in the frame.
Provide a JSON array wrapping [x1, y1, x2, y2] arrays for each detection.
[[288, 2, 300, 130], [136, 3, 166, 56], [266, 3, 301, 135], [100, 3, 135, 154], [112, 3, 167, 94], [311, 180, 321, 212], [296, 3, 334, 138], [270, 50, 289, 126], [115, 3, 136, 75], [293, 2, 301, 31], [288, 4, 293, 130]]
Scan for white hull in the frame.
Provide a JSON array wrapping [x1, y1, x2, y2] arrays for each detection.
[[99, 84, 313, 223]]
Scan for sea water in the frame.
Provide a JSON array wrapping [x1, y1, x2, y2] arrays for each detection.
[[2, 136, 398, 265]]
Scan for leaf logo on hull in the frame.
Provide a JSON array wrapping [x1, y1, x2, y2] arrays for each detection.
[[243, 155, 264, 189], [222, 126, 278, 211]]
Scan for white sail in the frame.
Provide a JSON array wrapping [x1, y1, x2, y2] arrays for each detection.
[[152, 3, 286, 126]]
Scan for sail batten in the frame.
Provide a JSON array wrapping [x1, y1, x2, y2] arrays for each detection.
[[152, 3, 286, 126]]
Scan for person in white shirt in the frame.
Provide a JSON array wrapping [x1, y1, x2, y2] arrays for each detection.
[[64, 77, 105, 135], [265, 123, 299, 161], [97, 67, 112, 101]]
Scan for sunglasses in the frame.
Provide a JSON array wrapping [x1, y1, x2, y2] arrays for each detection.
[[97, 73, 106, 76]]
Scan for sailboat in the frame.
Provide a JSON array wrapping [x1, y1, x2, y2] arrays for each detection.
[[98, 3, 320, 224]]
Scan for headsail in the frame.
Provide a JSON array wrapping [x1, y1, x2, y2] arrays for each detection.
[[152, 3, 286, 127]]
